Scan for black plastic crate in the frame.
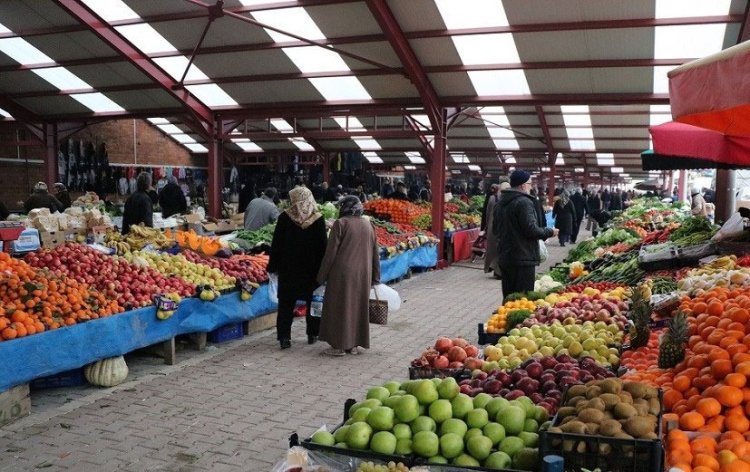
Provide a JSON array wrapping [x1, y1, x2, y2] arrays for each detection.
[[207, 322, 243, 343], [478, 322, 503, 345], [30, 368, 87, 390], [407, 366, 472, 381], [539, 389, 664, 472]]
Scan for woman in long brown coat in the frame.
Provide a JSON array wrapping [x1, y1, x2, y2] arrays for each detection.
[[317, 196, 381, 356]]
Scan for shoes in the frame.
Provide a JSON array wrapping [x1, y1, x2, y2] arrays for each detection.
[[346, 347, 362, 355], [308, 335, 318, 345], [493, 273, 502, 280], [321, 348, 345, 357], [280, 339, 291, 349]]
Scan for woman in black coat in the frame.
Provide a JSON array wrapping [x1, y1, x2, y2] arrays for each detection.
[[267, 186, 327, 350], [552, 191, 576, 247]]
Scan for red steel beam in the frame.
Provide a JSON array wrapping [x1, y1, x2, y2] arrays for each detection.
[[53, 0, 215, 138], [230, 128, 423, 140], [365, 0, 442, 130]]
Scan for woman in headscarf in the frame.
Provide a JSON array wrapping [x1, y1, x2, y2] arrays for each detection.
[[552, 190, 577, 247], [268, 186, 327, 349], [485, 182, 507, 278], [317, 196, 381, 356]]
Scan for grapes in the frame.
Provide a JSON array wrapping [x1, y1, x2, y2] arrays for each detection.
[[355, 461, 409, 472]]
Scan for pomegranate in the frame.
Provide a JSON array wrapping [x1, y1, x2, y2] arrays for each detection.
[[452, 337, 469, 349], [434, 337, 453, 353], [447, 346, 467, 363], [464, 345, 479, 358], [433, 355, 449, 369]]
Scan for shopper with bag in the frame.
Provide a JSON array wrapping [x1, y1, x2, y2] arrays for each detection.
[[494, 170, 557, 300], [317, 196, 380, 356], [268, 187, 327, 350]]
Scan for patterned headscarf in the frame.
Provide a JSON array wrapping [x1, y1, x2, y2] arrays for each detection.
[[338, 195, 364, 217], [286, 186, 321, 228], [559, 190, 571, 207]]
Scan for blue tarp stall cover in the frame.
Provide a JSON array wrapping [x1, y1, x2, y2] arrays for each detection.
[[379, 245, 438, 283]]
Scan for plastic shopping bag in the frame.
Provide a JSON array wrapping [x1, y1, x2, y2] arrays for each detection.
[[310, 285, 325, 318], [369, 284, 401, 312], [268, 273, 279, 304], [539, 240, 549, 262], [712, 212, 745, 242]]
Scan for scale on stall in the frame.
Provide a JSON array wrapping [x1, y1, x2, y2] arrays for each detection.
[[0, 222, 25, 253]]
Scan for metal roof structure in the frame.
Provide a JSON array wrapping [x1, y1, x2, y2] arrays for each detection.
[[0, 0, 748, 186]]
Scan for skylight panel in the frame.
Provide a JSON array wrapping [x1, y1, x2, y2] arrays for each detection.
[[406, 152, 426, 164], [232, 139, 263, 152], [555, 154, 565, 166], [467, 70, 530, 96], [251, 7, 325, 43], [597, 153, 615, 166], [333, 117, 366, 132], [170, 134, 197, 144], [116, 24, 178, 54], [33, 67, 92, 91], [650, 105, 672, 126], [147, 117, 169, 125], [409, 114, 431, 130], [70, 93, 124, 113], [270, 119, 294, 133], [282, 46, 349, 73], [569, 140, 596, 150], [309, 77, 372, 101], [362, 152, 383, 164], [451, 34, 521, 65], [291, 139, 316, 152], [0, 37, 53, 64], [185, 143, 208, 153], [652, 66, 673, 93], [468, 165, 482, 172], [611, 167, 624, 173], [654, 25, 726, 59], [492, 139, 520, 150], [435, 0, 509, 29], [186, 84, 238, 107], [0, 108, 10, 118], [154, 57, 208, 82], [452, 154, 470, 164], [81, 0, 139, 22], [352, 137, 381, 150], [157, 124, 183, 135], [486, 126, 516, 139], [655, 0, 731, 18], [0, 23, 10, 34]]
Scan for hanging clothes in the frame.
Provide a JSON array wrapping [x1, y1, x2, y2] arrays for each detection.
[[129, 176, 137, 194], [118, 176, 128, 196]]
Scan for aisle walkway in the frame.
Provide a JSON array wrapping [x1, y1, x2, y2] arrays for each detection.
[[0, 234, 582, 471]]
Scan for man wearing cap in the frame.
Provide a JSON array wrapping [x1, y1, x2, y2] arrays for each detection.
[[493, 170, 558, 299], [24, 182, 64, 214]]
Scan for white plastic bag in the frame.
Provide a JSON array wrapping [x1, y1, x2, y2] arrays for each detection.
[[539, 240, 549, 262], [712, 212, 745, 242], [369, 284, 401, 312], [268, 273, 279, 304]]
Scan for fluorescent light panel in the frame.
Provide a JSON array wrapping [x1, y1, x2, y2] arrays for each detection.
[[656, 0, 731, 18], [654, 24, 727, 60], [232, 139, 263, 152], [0, 108, 10, 118], [70, 93, 124, 113], [452, 154, 470, 163], [434, 0, 509, 28], [468, 165, 482, 172], [185, 143, 208, 153]]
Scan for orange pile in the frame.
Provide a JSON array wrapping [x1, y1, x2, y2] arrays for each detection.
[[363, 199, 429, 225], [668, 429, 750, 472]]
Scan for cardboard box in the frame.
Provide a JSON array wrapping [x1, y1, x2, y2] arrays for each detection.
[[0, 384, 30, 427], [92, 226, 109, 244], [40, 230, 64, 248], [183, 214, 203, 225]]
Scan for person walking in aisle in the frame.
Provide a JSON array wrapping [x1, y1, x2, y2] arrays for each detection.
[[480, 183, 497, 232], [268, 187, 327, 350], [243, 187, 280, 231], [609, 188, 623, 211], [494, 170, 557, 299], [317, 196, 380, 356], [586, 191, 603, 236], [121, 172, 154, 234], [570, 188, 587, 243], [485, 182, 508, 278], [158, 176, 187, 218], [553, 190, 576, 247], [601, 189, 611, 211]]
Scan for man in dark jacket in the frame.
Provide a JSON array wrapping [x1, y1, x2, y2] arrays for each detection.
[[24, 182, 63, 213], [159, 176, 188, 218], [419, 180, 432, 202], [387, 182, 410, 201], [609, 188, 623, 211], [54, 183, 72, 210], [493, 170, 557, 299], [570, 189, 587, 243], [122, 172, 154, 234]]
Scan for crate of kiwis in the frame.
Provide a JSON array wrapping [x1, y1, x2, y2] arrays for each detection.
[[539, 378, 664, 472]]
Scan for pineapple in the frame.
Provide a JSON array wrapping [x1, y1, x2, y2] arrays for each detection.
[[658, 312, 688, 368], [628, 285, 651, 349]]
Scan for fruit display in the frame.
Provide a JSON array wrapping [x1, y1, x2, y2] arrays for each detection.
[[128, 251, 236, 291], [170, 229, 227, 257], [523, 295, 629, 331], [486, 298, 538, 334], [460, 355, 615, 414], [364, 200, 430, 225], [371, 219, 438, 259], [309, 378, 545, 470], [181, 250, 269, 283], [25, 243, 195, 309], [105, 224, 175, 254], [355, 461, 409, 472], [410, 337, 483, 371]]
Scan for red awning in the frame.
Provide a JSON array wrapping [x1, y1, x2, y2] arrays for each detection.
[[649, 121, 750, 167], [669, 40, 750, 138]]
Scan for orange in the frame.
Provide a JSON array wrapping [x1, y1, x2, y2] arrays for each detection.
[[697, 398, 723, 418], [727, 373, 748, 389], [719, 386, 745, 407], [681, 412, 707, 431], [727, 416, 750, 433]]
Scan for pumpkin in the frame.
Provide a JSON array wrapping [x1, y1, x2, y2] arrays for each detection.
[[84, 356, 129, 387], [200, 238, 222, 257], [186, 231, 202, 251]]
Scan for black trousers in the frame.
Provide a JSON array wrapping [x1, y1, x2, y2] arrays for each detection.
[[571, 217, 584, 243], [499, 265, 536, 300], [277, 291, 319, 341]]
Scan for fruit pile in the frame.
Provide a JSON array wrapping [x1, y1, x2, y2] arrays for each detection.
[[524, 294, 629, 331], [371, 219, 438, 259], [310, 378, 545, 470], [181, 250, 269, 283], [410, 337, 483, 371], [129, 251, 236, 291], [364, 200, 429, 225], [25, 244, 195, 309], [486, 298, 538, 334]]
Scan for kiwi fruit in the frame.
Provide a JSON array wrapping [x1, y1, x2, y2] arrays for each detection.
[[557, 407, 577, 419], [624, 416, 657, 438], [599, 378, 622, 394], [567, 385, 587, 399], [586, 397, 607, 411], [561, 416, 577, 425], [618, 392, 634, 404], [598, 419, 623, 437], [613, 403, 637, 419], [586, 386, 603, 399], [560, 420, 588, 434], [603, 411, 614, 420], [585, 422, 600, 435], [599, 393, 620, 410], [633, 402, 650, 417], [578, 408, 605, 424], [567, 396, 586, 407], [622, 382, 649, 399]]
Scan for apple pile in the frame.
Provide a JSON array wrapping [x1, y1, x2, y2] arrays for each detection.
[[310, 378, 544, 470], [459, 355, 615, 415], [522, 295, 629, 330], [26, 243, 195, 309], [410, 337, 484, 371]]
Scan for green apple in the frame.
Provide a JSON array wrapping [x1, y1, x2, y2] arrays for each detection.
[[369, 431, 397, 455], [466, 408, 489, 429], [450, 393, 474, 420], [440, 418, 468, 438], [482, 422, 506, 445], [345, 421, 372, 449], [439, 432, 464, 459], [310, 431, 335, 446], [428, 399, 453, 424], [366, 406, 394, 431], [466, 435, 493, 461], [366, 386, 391, 402], [411, 415, 436, 434], [473, 393, 492, 409], [412, 430, 439, 458]]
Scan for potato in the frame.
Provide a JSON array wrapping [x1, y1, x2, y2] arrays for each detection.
[[585, 422, 600, 435], [647, 397, 661, 416], [618, 392, 634, 404], [632, 402, 649, 417], [586, 398, 607, 412], [599, 443, 613, 455]]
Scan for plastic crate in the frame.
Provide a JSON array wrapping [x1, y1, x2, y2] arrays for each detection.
[[539, 389, 664, 472], [478, 322, 503, 345], [407, 366, 472, 381], [30, 368, 87, 390], [207, 322, 243, 343]]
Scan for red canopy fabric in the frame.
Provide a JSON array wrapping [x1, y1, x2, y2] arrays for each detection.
[[669, 41, 750, 138], [649, 121, 750, 167]]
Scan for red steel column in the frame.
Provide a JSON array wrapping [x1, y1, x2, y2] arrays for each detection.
[[430, 113, 447, 266], [547, 166, 556, 206], [678, 170, 687, 201], [208, 120, 222, 218], [44, 123, 58, 189]]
